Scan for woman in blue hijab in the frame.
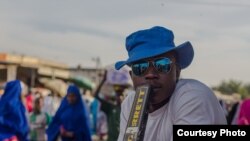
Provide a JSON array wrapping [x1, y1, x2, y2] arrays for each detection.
[[46, 85, 92, 141], [0, 80, 29, 141]]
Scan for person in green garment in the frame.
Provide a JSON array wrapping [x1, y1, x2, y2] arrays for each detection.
[[29, 96, 51, 141], [93, 70, 129, 141]]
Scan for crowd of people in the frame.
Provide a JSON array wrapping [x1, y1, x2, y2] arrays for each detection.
[[0, 73, 131, 141], [220, 98, 250, 125]]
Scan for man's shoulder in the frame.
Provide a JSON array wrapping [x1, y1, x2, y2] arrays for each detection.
[[120, 90, 136, 113], [122, 90, 136, 105], [170, 79, 227, 124], [173, 79, 216, 103], [176, 79, 212, 93]]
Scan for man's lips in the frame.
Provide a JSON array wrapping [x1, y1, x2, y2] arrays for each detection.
[[151, 86, 162, 93]]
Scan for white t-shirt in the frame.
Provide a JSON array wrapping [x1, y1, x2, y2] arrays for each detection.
[[118, 79, 227, 141]]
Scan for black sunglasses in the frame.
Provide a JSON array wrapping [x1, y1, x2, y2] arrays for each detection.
[[131, 57, 173, 76]]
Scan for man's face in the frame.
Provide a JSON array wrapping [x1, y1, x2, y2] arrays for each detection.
[[130, 52, 180, 106], [113, 85, 127, 95], [112, 84, 127, 105], [34, 98, 43, 112]]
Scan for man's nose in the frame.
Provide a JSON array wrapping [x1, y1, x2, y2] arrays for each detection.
[[144, 65, 159, 79]]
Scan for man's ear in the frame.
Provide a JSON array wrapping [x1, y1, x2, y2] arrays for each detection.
[[176, 66, 181, 81]]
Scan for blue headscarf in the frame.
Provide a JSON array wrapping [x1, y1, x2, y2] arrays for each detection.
[[0, 80, 29, 141], [46, 85, 92, 141]]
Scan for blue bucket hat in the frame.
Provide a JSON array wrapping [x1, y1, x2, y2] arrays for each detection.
[[115, 26, 194, 70]]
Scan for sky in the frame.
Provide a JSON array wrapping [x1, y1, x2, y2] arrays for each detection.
[[1, 0, 250, 87]]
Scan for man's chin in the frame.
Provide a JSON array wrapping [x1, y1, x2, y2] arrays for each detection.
[[149, 92, 160, 103], [149, 99, 161, 105]]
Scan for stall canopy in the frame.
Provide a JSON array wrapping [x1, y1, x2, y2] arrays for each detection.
[[39, 77, 68, 97], [69, 76, 96, 90]]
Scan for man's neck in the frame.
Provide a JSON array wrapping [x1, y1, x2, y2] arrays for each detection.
[[148, 96, 171, 113]]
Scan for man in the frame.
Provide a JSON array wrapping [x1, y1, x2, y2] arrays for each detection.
[[29, 97, 50, 141], [115, 26, 227, 141], [93, 70, 130, 141]]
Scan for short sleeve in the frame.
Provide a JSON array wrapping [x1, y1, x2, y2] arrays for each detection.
[[173, 89, 226, 124]]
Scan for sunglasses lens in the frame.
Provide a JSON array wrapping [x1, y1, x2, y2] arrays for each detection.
[[132, 62, 149, 76], [154, 58, 171, 73]]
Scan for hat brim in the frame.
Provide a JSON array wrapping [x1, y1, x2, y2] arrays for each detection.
[[115, 41, 194, 70]]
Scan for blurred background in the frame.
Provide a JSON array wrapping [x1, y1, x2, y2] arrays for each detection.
[[1, 0, 250, 140]]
